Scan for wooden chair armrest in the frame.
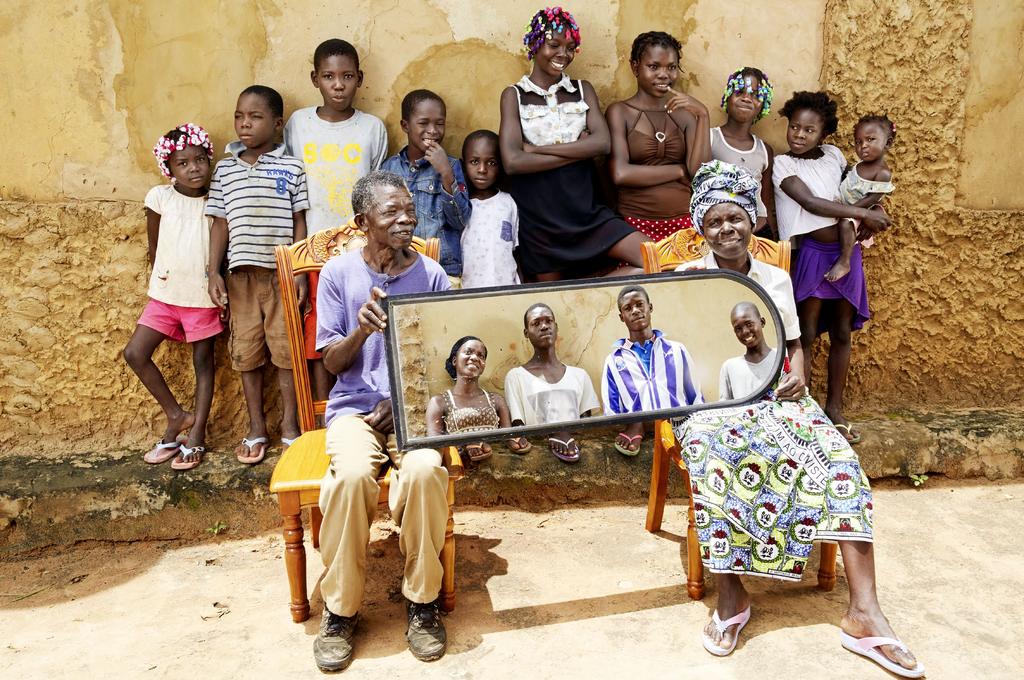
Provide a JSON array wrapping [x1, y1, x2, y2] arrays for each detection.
[[657, 419, 681, 457], [445, 445, 465, 480], [641, 241, 660, 274]]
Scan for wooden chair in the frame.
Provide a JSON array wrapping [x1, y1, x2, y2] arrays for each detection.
[[269, 223, 463, 623], [641, 228, 837, 600]]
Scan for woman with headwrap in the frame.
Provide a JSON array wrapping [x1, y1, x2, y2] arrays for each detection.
[[425, 336, 527, 462], [672, 161, 923, 678]]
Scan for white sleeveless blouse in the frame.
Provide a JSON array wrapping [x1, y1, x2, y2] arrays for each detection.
[[514, 74, 589, 146]]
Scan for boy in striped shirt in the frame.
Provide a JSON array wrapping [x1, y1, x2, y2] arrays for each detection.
[[207, 85, 309, 464], [602, 285, 704, 455]]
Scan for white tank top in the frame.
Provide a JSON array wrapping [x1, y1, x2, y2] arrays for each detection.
[[709, 127, 769, 217]]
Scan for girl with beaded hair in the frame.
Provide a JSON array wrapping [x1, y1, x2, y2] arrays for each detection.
[[606, 31, 712, 242], [499, 7, 650, 281], [124, 123, 221, 471], [709, 67, 777, 238]]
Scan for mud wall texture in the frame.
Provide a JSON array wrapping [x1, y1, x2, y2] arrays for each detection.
[[0, 0, 1021, 459], [818, 0, 1024, 412]]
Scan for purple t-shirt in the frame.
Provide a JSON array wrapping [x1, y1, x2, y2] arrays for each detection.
[[316, 249, 450, 426]]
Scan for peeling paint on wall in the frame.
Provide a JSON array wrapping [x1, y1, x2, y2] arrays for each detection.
[[0, 0, 1022, 458]]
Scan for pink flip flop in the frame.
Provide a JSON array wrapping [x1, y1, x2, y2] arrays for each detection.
[[236, 436, 268, 465], [840, 631, 925, 678], [702, 606, 751, 656], [144, 439, 181, 465], [171, 445, 204, 471]]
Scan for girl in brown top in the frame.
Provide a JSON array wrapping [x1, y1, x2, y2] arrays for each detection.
[[607, 32, 711, 241], [426, 336, 528, 462]]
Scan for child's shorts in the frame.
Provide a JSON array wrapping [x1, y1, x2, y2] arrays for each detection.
[[303, 270, 321, 361], [138, 299, 223, 343], [226, 267, 291, 372]]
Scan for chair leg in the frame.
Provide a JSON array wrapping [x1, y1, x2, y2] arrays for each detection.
[[645, 425, 670, 533], [817, 542, 838, 591], [440, 482, 456, 613], [279, 492, 310, 623], [311, 506, 323, 551], [683, 468, 705, 600]]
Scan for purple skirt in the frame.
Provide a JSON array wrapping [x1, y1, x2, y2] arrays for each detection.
[[792, 238, 870, 334]]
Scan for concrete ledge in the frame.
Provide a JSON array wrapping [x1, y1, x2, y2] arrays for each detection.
[[2, 410, 1021, 557]]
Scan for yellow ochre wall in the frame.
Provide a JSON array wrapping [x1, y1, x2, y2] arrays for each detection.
[[0, 0, 1021, 457]]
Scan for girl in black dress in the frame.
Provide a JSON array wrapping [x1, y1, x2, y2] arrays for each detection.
[[498, 7, 649, 281]]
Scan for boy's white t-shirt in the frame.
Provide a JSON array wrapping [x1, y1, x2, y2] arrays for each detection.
[[144, 184, 215, 308], [503, 365, 601, 425], [772, 144, 847, 241], [284, 107, 388, 232], [461, 191, 520, 288], [719, 348, 778, 401]]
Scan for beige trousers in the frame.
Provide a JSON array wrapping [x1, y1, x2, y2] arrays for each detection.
[[318, 415, 448, 617]]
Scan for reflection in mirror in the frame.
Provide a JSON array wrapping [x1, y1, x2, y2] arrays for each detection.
[[720, 301, 779, 403], [386, 271, 785, 451]]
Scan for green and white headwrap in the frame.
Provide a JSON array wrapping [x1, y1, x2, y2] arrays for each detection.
[[689, 161, 760, 234]]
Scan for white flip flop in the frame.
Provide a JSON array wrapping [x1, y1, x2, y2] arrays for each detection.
[[840, 631, 925, 678], [702, 606, 751, 656]]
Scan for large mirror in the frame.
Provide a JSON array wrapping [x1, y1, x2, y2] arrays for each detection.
[[384, 270, 786, 451]]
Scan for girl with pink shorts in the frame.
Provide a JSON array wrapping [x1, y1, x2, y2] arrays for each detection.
[[123, 123, 223, 470]]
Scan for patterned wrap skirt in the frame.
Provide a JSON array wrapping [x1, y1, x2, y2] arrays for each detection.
[[672, 393, 872, 581]]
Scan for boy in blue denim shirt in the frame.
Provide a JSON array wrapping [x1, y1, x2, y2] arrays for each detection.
[[381, 89, 471, 281]]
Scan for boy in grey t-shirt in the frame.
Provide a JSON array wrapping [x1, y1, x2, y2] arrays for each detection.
[[283, 39, 388, 400], [284, 39, 387, 232]]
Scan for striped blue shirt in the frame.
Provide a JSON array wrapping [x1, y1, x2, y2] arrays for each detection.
[[205, 142, 309, 270], [602, 330, 704, 415]]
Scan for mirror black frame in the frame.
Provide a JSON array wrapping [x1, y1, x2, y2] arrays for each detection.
[[384, 269, 786, 451]]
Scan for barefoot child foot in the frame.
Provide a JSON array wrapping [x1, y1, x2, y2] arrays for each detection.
[[824, 256, 851, 282]]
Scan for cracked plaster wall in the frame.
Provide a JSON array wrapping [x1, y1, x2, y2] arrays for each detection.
[[0, 0, 1021, 459]]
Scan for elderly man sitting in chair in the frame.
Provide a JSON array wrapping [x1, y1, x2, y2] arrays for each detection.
[[313, 170, 451, 672]]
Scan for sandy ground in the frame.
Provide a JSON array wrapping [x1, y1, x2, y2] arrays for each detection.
[[1, 481, 1022, 679]]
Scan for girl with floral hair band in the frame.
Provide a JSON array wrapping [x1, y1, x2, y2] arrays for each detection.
[[709, 67, 777, 237], [124, 122, 222, 471], [499, 7, 649, 281], [152, 123, 214, 180]]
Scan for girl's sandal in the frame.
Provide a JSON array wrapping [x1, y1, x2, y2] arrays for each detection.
[[144, 439, 181, 465], [236, 436, 268, 465], [548, 437, 580, 464], [171, 445, 205, 471], [614, 432, 643, 457], [835, 423, 863, 445], [464, 443, 493, 463], [507, 437, 532, 454]]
